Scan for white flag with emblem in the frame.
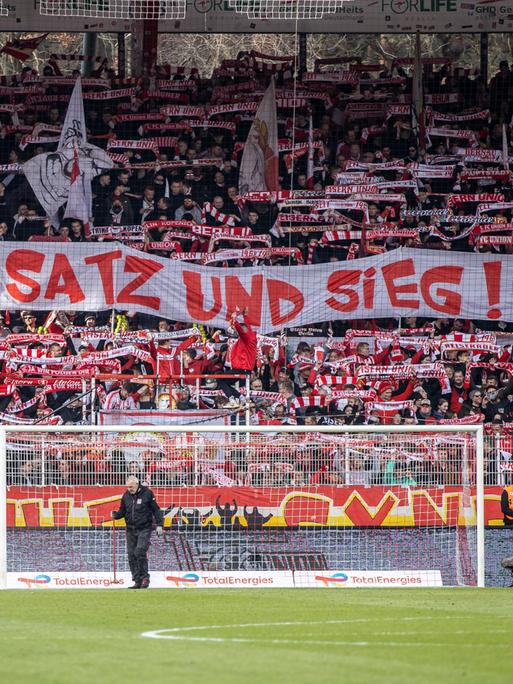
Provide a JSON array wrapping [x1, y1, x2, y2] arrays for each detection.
[[23, 77, 112, 225], [238, 79, 278, 194]]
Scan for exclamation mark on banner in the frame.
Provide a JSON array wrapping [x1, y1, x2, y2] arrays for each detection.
[[483, 261, 502, 319]]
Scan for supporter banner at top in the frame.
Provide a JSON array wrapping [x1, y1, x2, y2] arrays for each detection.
[[3, 0, 513, 34], [0, 243, 511, 333]]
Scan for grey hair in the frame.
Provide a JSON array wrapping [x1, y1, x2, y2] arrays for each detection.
[[126, 475, 139, 485]]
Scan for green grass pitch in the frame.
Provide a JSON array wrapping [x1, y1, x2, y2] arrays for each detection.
[[0, 589, 508, 684]]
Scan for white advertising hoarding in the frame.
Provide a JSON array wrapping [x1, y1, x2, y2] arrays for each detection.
[[8, 569, 443, 588], [8, 571, 296, 588], [294, 570, 444, 587]]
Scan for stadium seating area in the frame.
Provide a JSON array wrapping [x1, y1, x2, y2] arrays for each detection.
[[0, 51, 513, 439]]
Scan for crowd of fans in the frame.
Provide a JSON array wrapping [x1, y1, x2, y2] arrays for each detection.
[[0, 49, 513, 453], [7, 430, 486, 488]]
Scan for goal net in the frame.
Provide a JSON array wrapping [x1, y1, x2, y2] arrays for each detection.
[[1, 425, 484, 589], [227, 0, 342, 19], [39, 0, 187, 19]]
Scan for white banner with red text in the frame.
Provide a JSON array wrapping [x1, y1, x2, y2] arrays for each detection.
[[0, 243, 510, 333]]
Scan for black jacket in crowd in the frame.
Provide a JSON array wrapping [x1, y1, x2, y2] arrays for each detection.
[[113, 485, 163, 530]]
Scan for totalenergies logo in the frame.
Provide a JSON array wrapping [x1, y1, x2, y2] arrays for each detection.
[[166, 573, 200, 587], [315, 572, 349, 587], [17, 574, 51, 588]]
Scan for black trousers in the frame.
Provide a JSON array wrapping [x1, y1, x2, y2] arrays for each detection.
[[218, 368, 252, 398], [126, 528, 152, 583]]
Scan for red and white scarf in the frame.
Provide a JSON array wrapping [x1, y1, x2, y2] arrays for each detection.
[[315, 374, 359, 387], [201, 202, 237, 226], [289, 396, 330, 415], [366, 400, 415, 418], [0, 412, 62, 425], [357, 365, 414, 380], [331, 389, 377, 402], [448, 193, 504, 208]]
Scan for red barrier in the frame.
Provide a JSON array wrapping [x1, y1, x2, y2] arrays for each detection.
[[7, 485, 505, 528]]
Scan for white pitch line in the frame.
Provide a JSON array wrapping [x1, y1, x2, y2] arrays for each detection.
[[141, 635, 455, 646], [140, 616, 488, 646], [142, 615, 472, 636]]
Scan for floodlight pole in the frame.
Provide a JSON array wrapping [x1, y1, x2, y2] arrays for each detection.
[[299, 33, 308, 78], [118, 33, 126, 78], [480, 33, 488, 85], [141, 19, 159, 76], [132, 1, 159, 76], [412, 32, 424, 150], [81, 32, 97, 77]]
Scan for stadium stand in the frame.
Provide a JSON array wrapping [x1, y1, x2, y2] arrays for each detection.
[[0, 51, 513, 488]]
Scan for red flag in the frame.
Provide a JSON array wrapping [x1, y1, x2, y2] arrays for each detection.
[[0, 33, 48, 62], [70, 145, 80, 183], [63, 145, 91, 238], [41, 311, 76, 334], [41, 311, 64, 335]]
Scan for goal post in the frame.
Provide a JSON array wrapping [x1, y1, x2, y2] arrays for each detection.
[[0, 424, 485, 590], [39, 0, 187, 19]]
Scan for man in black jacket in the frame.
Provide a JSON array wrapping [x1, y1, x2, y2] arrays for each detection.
[[112, 476, 163, 589], [501, 484, 513, 528], [501, 483, 513, 586]]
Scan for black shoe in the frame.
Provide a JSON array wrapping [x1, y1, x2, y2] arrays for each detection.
[[128, 583, 141, 589], [140, 578, 150, 589]]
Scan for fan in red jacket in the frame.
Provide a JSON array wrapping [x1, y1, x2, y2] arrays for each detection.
[[172, 347, 214, 386], [229, 308, 257, 372], [153, 335, 198, 384]]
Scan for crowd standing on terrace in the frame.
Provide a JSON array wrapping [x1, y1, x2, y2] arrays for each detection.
[[0, 50, 512, 452]]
